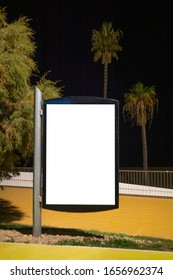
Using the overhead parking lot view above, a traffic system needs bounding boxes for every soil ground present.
[0,229,87,245]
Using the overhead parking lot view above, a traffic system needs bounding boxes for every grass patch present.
[56,236,173,252]
[0,223,173,252]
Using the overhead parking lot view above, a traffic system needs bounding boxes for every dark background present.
[1,0,172,168]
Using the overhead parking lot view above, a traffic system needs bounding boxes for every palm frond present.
[91,22,123,64]
[123,82,158,127]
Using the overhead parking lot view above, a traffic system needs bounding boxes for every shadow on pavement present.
[0,198,25,223]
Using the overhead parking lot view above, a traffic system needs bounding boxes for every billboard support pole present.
[33,86,42,237]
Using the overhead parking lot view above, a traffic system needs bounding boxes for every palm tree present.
[123,82,158,170]
[91,22,122,98]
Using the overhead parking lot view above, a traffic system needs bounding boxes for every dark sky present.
[1,0,172,168]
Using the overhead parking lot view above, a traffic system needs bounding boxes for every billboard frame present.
[43,96,119,212]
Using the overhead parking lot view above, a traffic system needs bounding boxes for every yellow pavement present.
[1,187,173,239]
[1,187,173,260]
[1,243,173,260]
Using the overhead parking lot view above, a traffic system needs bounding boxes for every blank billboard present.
[43,97,118,211]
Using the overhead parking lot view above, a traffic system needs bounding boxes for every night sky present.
[1,0,172,168]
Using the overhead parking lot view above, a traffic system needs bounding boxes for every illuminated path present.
[1,243,173,260]
[1,188,173,240]
[1,187,173,260]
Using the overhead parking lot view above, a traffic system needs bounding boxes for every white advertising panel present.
[43,97,118,211]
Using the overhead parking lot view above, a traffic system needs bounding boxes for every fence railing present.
[119,170,173,189]
[1,168,173,197]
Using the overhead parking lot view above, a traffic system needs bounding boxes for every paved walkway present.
[1,187,173,239]
[1,243,173,260]
[1,187,173,260]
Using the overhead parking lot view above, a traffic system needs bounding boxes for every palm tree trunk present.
[141,124,148,170]
[104,63,108,98]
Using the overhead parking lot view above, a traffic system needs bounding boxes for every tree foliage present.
[123,82,158,169]
[91,22,122,98]
[0,7,62,180]
[123,82,158,126]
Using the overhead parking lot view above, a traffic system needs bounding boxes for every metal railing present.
[0,167,33,188]
[119,170,173,189]
[1,168,173,197]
